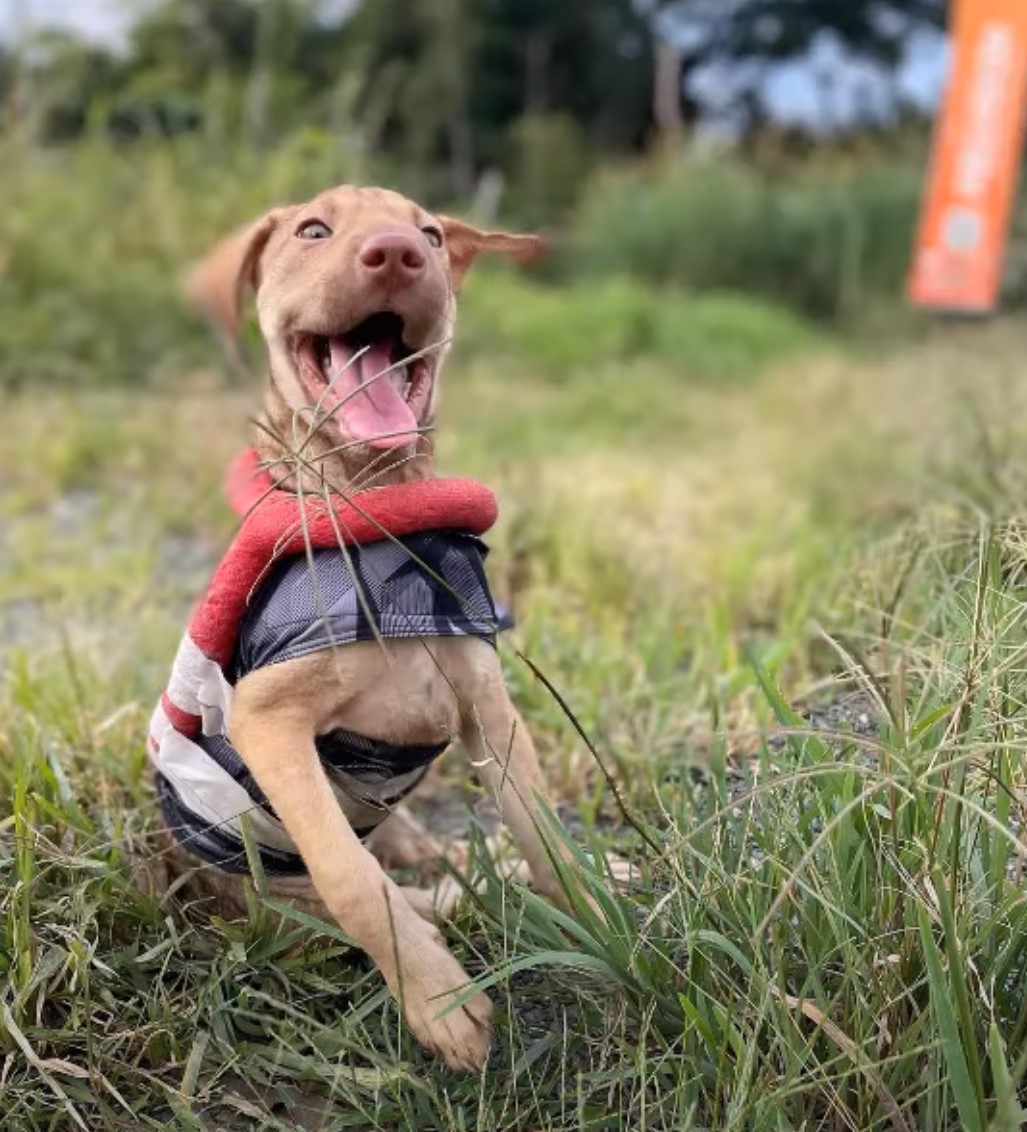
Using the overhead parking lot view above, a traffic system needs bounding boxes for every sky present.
[694,25,948,131]
[0,0,950,130]
[0,0,135,48]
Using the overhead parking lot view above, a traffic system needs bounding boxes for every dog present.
[147,185,611,1073]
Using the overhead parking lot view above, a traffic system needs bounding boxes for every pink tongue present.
[329,338,418,449]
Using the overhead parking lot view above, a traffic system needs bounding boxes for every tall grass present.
[456,272,818,382]
[4,129,1027,1128]
[5,508,1027,1128]
[567,157,926,326]
[474,522,1027,1130]
[0,131,361,388]
[0,133,820,391]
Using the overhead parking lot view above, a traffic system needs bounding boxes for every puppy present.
[149,185,600,1072]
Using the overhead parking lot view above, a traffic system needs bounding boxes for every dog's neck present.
[255,379,435,495]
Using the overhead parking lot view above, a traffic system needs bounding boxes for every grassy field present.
[5,139,1027,1129]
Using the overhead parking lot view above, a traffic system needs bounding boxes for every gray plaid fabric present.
[236,530,504,674]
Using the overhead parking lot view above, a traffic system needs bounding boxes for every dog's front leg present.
[230,667,492,1071]
[456,654,581,904]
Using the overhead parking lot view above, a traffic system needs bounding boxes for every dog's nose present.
[358,231,427,284]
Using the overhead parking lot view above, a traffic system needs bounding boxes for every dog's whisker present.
[306,424,435,465]
[297,337,449,457]
[265,440,497,639]
[350,450,424,492]
[345,430,435,488]
[313,479,469,700]
[297,455,503,633]
[306,343,369,437]
[261,419,435,493]
[314,478,389,656]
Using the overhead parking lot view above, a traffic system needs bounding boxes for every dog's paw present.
[400,875,466,924]
[411,981,493,1073]
[604,852,638,885]
[389,923,493,1072]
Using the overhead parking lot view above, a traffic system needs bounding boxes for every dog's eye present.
[421,226,444,248]
[297,220,332,240]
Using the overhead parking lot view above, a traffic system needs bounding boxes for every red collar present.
[225,447,498,539]
[185,449,498,668]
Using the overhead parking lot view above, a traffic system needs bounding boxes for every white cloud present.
[0,0,358,44]
[0,0,137,47]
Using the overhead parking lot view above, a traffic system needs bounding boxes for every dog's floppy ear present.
[186,209,287,341]
[437,216,546,291]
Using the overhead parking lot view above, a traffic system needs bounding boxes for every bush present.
[0,131,374,388]
[505,113,593,227]
[456,270,819,381]
[568,157,924,325]
[0,134,820,391]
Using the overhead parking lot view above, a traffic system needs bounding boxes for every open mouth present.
[296,311,433,450]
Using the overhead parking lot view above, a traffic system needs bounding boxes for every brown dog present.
[164,185,599,1072]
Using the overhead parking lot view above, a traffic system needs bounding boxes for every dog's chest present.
[321,638,467,746]
[153,525,503,876]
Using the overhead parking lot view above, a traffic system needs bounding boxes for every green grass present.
[5,134,1027,1128]
[0,135,816,392]
[457,272,818,382]
[5,322,1027,1129]
[565,156,927,326]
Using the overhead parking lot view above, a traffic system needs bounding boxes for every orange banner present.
[907,0,1027,313]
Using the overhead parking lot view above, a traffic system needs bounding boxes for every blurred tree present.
[344,0,480,198]
[0,45,10,97]
[0,42,19,131]
[651,0,946,126]
[122,0,292,139]
[472,0,657,159]
[15,31,123,140]
[344,0,661,201]
[724,1,945,67]
[505,112,593,224]
[4,0,943,194]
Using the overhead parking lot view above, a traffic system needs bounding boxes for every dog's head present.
[189,185,542,457]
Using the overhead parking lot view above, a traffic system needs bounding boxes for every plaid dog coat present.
[149,449,507,876]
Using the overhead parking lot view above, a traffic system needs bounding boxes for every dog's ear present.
[436,216,546,291]
[186,209,287,341]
